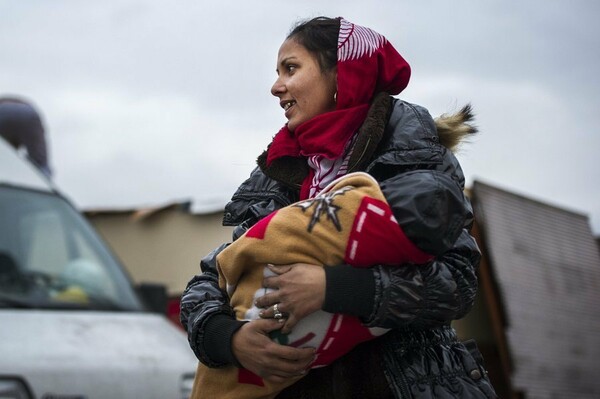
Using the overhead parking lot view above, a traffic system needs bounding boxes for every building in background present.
[85,181,600,398]
[456,180,600,399]
[84,201,233,327]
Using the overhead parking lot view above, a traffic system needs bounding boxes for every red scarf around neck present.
[266,104,369,165]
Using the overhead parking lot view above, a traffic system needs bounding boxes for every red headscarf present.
[266,18,411,194]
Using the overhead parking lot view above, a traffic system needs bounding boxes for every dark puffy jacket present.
[180,95,497,398]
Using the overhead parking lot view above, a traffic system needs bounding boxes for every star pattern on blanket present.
[294,186,353,232]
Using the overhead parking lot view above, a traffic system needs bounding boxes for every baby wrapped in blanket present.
[192,172,434,399]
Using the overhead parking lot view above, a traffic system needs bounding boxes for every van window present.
[0,186,142,311]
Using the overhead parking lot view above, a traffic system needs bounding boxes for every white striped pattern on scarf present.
[337,18,386,62]
[307,133,358,198]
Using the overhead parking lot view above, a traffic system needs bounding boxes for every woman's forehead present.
[278,39,302,56]
[277,39,311,64]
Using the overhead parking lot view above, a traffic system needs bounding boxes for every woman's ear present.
[329,68,338,94]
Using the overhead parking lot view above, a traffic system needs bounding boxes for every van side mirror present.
[136,283,168,314]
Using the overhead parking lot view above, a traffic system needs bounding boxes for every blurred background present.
[2,2,600,398]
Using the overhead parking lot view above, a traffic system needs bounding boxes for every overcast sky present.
[2,1,599,234]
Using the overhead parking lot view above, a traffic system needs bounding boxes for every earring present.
[334,92,337,102]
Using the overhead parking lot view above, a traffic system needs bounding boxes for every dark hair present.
[287,16,340,73]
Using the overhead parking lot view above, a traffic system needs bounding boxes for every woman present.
[181,16,497,398]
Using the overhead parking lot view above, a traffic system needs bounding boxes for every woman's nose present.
[271,77,284,97]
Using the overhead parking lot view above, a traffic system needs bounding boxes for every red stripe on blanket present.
[312,314,375,367]
[344,197,433,266]
[238,368,265,386]
[246,210,279,240]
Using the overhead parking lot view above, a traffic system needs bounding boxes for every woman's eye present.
[287,64,296,73]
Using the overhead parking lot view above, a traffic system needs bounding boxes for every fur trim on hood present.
[434,104,477,153]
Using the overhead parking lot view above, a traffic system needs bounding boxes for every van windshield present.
[0,186,142,311]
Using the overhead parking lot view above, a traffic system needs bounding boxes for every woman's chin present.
[287,122,298,133]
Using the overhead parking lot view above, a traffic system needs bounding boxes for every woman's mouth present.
[281,100,296,112]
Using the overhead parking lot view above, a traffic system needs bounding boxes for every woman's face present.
[271,38,337,133]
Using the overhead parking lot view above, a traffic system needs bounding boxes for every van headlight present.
[0,379,33,399]
[180,373,195,399]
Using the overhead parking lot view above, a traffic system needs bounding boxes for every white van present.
[0,140,197,399]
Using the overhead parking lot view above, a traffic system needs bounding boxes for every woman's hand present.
[231,319,315,383]
[255,263,326,334]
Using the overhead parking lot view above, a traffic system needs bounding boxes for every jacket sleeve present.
[365,227,480,328]
[323,197,480,329]
[323,152,481,328]
[179,243,247,367]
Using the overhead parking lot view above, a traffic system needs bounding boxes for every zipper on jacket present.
[383,345,411,399]
[397,372,410,399]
